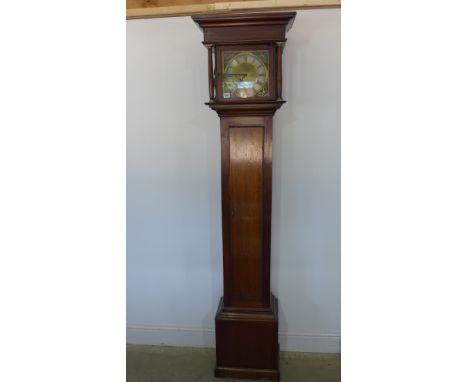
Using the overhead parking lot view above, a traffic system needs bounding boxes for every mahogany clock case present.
[192,12,296,381]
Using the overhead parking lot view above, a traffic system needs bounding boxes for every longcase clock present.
[193,12,296,380]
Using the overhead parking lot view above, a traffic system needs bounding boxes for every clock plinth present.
[215,294,279,380]
[193,12,296,380]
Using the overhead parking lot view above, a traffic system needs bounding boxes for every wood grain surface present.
[229,126,264,307]
[127,0,340,19]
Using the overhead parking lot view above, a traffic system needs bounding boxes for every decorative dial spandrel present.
[222,51,269,99]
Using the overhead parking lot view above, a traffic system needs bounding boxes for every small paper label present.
[223,93,231,99]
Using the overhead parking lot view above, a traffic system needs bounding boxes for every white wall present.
[127,9,340,353]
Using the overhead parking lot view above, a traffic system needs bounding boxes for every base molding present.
[215,293,280,380]
[215,365,280,380]
[126,325,340,353]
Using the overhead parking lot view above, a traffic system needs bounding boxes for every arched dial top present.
[222,51,269,99]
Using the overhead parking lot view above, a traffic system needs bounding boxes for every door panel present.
[229,126,264,306]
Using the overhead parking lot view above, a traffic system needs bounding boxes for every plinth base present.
[215,366,280,380]
[214,294,280,380]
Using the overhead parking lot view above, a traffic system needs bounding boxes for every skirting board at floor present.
[127,324,340,353]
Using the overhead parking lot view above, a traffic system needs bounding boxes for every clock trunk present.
[221,116,273,309]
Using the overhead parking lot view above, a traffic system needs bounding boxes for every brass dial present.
[222,51,269,99]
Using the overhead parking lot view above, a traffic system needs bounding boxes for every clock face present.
[222,51,269,99]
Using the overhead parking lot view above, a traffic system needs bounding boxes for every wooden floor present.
[127,344,340,382]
